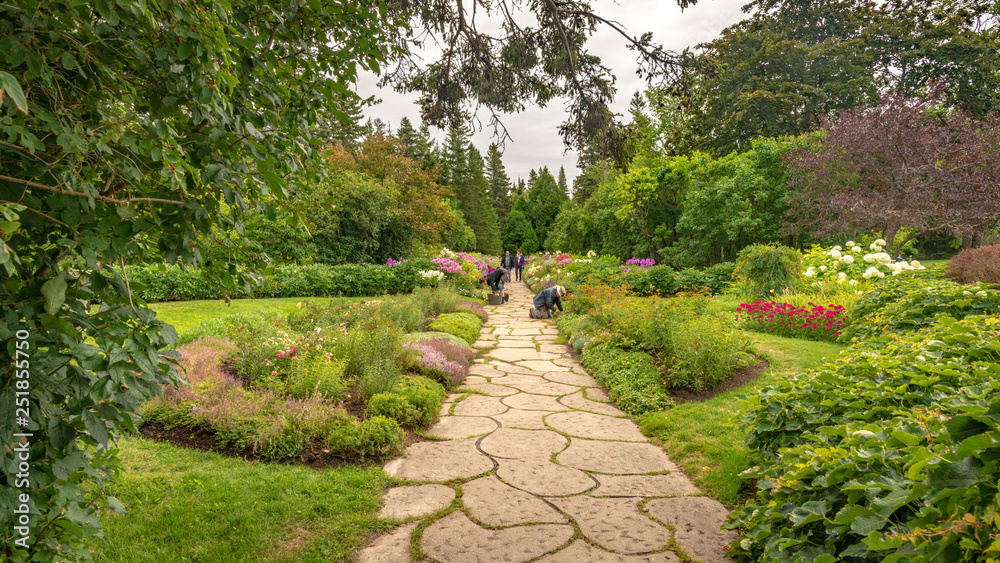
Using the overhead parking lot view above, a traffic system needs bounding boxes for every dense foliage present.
[728,314,1000,561]
[946,245,1000,285]
[733,244,803,298]
[785,92,1000,255]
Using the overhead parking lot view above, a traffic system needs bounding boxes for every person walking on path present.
[530,285,565,318]
[501,250,516,272]
[514,249,525,281]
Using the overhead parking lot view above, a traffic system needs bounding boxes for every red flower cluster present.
[735,301,847,341]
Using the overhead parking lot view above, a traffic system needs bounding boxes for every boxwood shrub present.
[427,312,483,345]
[580,340,675,415]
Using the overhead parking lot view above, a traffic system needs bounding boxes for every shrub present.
[401,338,475,387]
[285,356,349,400]
[735,301,848,341]
[733,244,803,298]
[456,299,489,322]
[626,265,677,296]
[402,330,471,349]
[337,325,403,401]
[325,415,404,460]
[367,375,446,428]
[946,244,1000,285]
[729,315,1000,562]
[799,239,926,289]
[839,276,1000,343]
[427,311,483,345]
[580,341,674,415]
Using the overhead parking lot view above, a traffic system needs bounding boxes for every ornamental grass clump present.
[733,244,803,298]
[735,301,847,341]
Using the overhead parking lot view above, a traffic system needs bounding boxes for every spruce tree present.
[486,143,513,227]
[467,146,502,254]
[525,167,563,247]
[502,197,540,255]
[557,165,569,199]
[312,92,367,148]
[396,116,418,158]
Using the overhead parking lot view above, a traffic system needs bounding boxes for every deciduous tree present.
[786,92,1000,255]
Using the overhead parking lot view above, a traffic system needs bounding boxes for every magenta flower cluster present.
[621,257,655,272]
[735,301,847,340]
[456,252,489,273]
[431,257,464,275]
[555,253,572,266]
[386,257,403,267]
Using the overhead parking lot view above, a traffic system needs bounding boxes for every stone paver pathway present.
[358,282,736,562]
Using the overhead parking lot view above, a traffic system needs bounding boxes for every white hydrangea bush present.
[801,239,925,287]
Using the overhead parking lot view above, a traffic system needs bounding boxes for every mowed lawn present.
[149,296,358,338]
[91,438,392,563]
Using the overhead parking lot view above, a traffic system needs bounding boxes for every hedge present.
[126,261,438,302]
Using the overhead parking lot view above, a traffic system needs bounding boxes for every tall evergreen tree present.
[515,178,526,196]
[557,165,569,199]
[312,92,367,148]
[525,167,563,247]
[528,168,538,188]
[440,124,468,190]
[502,197,540,255]
[486,143,513,227]
[467,146,502,254]
[396,116,418,158]
[413,122,436,168]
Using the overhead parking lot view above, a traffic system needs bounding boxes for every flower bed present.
[735,301,847,341]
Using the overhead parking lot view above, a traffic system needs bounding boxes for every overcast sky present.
[356,0,749,185]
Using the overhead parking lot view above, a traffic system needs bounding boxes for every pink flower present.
[271,371,278,376]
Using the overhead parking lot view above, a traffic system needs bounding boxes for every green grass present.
[640,332,845,507]
[150,297,352,338]
[91,437,391,563]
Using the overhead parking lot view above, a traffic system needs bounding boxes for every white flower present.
[842,255,855,265]
[875,238,886,246]
[849,279,858,286]
[852,246,863,253]
[830,249,842,259]
[864,254,875,263]
[820,265,827,272]
[910,260,922,268]
[838,272,847,280]
[833,245,843,252]
[975,290,988,298]
[863,266,879,279]
[878,272,885,278]
[964,290,973,296]
[804,267,815,277]
[870,242,881,251]
[587,250,597,258]
[874,252,892,265]
[846,241,855,247]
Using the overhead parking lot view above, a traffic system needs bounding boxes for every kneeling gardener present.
[481,268,510,303]
[530,285,565,319]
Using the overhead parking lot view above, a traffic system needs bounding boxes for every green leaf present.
[178,41,193,61]
[81,410,110,447]
[789,501,827,527]
[891,429,922,446]
[0,71,29,114]
[95,0,120,26]
[49,418,76,450]
[106,496,127,514]
[62,51,79,70]
[41,276,68,314]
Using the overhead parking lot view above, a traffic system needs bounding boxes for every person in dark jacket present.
[481,268,510,302]
[530,285,565,318]
[501,250,516,271]
[514,249,525,281]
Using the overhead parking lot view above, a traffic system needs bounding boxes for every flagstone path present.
[357,282,736,562]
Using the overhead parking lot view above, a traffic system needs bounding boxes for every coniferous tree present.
[525,166,563,247]
[312,92,367,149]
[515,178,526,196]
[396,116,418,158]
[413,122,436,168]
[486,143,513,227]
[468,145,502,254]
[502,197,540,255]
[557,165,569,199]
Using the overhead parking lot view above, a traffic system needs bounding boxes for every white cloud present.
[356,0,748,184]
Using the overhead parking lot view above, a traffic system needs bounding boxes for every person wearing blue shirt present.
[530,285,565,318]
